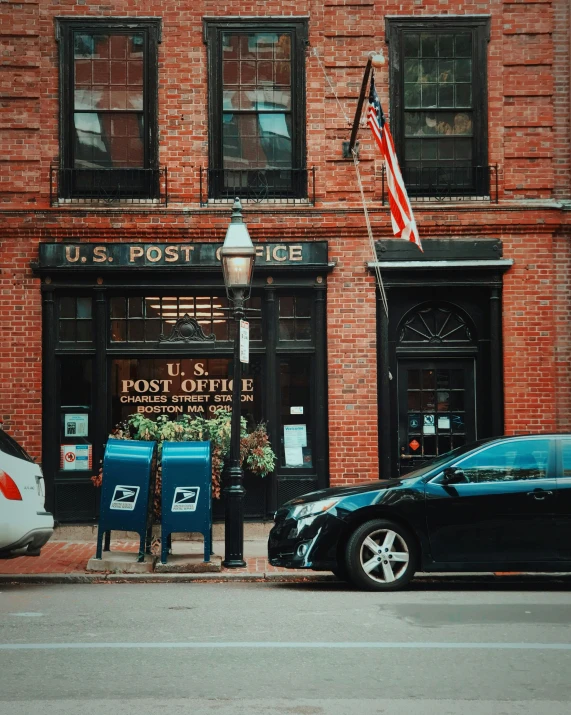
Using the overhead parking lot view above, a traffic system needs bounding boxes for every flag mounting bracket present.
[346,51,385,156]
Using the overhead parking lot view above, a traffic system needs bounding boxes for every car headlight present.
[290,498,341,520]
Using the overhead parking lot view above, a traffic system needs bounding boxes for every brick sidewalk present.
[0,541,307,576]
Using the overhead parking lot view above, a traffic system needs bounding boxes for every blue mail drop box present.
[160,441,212,564]
[96,439,157,562]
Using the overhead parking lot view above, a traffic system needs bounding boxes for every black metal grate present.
[50,166,168,205]
[200,167,315,205]
[277,478,318,507]
[381,164,498,202]
[55,481,98,523]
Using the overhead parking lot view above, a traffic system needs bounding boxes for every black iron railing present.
[200,167,315,206]
[50,166,168,206]
[382,164,498,204]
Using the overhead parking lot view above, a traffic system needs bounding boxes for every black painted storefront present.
[35,241,331,523]
[374,238,513,480]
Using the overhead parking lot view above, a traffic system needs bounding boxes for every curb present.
[1,572,570,586]
[0,571,338,585]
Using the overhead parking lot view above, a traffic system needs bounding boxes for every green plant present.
[91,409,276,517]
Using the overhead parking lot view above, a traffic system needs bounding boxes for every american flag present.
[367,74,422,251]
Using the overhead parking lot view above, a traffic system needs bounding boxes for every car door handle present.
[527,489,553,501]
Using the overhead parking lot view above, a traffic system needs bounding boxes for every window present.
[58,296,93,344]
[0,430,34,463]
[109,294,262,344]
[279,356,313,469]
[386,16,490,197]
[56,18,161,199]
[204,18,308,200]
[454,439,551,483]
[278,295,312,341]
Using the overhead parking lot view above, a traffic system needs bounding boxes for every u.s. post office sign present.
[38,242,328,270]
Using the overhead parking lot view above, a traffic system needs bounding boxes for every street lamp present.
[221,197,256,568]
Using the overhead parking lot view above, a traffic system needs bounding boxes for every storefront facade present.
[36,241,330,521]
[1,2,569,525]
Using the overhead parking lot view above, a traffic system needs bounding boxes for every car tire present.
[345,519,417,592]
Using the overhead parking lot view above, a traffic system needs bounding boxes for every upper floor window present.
[56,18,161,201]
[204,18,308,201]
[386,17,490,198]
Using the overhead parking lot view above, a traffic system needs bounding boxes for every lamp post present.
[220,197,256,568]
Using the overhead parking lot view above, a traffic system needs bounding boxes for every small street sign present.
[240,320,249,363]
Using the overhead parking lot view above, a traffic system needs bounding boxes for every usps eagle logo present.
[172,487,200,512]
[110,485,140,511]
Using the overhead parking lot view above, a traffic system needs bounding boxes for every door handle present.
[527,489,553,501]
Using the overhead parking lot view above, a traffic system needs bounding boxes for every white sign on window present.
[284,424,307,448]
[239,320,249,363]
[64,413,88,437]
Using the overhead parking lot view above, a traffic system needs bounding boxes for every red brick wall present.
[1,1,570,486]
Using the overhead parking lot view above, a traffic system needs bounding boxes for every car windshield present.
[402,439,494,480]
[0,429,34,463]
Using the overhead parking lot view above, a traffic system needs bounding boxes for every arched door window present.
[398,305,473,346]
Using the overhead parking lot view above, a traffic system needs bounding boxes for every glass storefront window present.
[279,356,312,469]
[278,294,312,342]
[109,294,262,343]
[110,357,261,429]
[58,296,93,344]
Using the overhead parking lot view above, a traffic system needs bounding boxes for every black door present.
[398,359,476,476]
[425,437,558,564]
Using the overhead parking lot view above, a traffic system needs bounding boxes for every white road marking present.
[0,641,570,651]
[8,612,44,617]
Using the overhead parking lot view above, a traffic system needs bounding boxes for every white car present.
[0,428,53,557]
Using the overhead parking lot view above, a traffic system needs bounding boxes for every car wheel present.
[345,519,417,592]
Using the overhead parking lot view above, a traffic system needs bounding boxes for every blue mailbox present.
[96,439,157,562]
[160,441,212,564]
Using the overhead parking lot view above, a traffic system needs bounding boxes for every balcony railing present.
[382,164,498,204]
[200,167,315,206]
[50,166,168,206]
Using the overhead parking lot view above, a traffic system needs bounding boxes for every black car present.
[268,434,571,591]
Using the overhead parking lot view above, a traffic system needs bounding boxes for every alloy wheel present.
[358,528,410,584]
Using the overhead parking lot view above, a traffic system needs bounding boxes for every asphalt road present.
[1,579,571,714]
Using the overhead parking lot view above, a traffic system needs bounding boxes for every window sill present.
[56,198,163,206]
[203,198,313,207]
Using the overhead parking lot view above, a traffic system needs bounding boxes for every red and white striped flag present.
[367,74,422,251]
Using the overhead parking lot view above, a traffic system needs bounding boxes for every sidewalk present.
[0,538,335,583]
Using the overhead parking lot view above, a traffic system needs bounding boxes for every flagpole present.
[347,58,372,154]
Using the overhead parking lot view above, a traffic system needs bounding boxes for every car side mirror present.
[442,467,468,485]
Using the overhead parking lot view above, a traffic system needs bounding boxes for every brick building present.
[1,1,569,523]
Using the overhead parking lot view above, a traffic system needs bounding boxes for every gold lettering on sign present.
[164,246,179,262]
[146,246,162,263]
[272,246,288,262]
[65,246,80,263]
[167,363,180,377]
[130,246,144,262]
[93,246,108,263]
[289,245,303,261]
[180,246,194,262]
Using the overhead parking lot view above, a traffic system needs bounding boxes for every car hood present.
[284,478,414,506]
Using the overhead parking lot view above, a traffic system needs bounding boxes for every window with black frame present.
[386,17,490,197]
[204,18,308,201]
[57,18,161,201]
